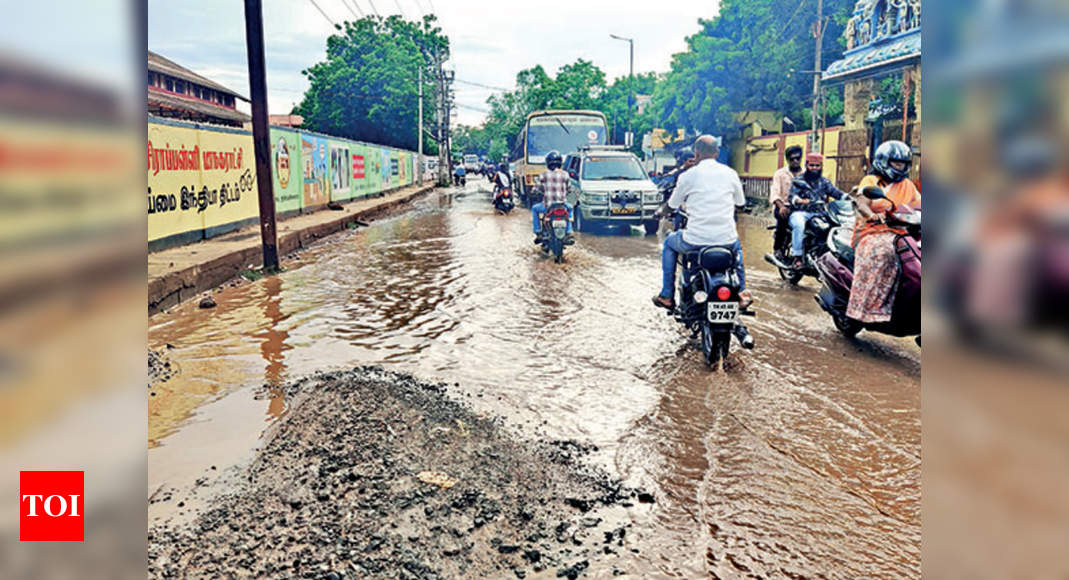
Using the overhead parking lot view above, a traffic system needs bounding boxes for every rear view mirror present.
[861,185,886,200]
[568,171,577,180]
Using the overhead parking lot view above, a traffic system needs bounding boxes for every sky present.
[148,0,724,126]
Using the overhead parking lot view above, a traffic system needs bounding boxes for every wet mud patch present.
[148,367,645,579]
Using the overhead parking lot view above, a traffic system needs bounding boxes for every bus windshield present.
[526,114,607,163]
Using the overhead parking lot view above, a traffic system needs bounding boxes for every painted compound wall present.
[149,118,424,247]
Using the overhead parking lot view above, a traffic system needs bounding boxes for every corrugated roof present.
[148,88,251,124]
[148,50,248,101]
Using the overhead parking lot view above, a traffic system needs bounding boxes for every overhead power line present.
[339,0,363,18]
[307,0,337,27]
[365,0,381,16]
[454,78,510,92]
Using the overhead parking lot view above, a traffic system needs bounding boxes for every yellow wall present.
[732,128,843,185]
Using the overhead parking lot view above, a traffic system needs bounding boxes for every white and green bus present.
[511,110,608,206]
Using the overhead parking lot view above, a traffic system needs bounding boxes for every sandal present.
[651,295,675,311]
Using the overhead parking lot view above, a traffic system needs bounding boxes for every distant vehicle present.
[463,154,480,172]
[512,110,608,207]
[564,146,661,235]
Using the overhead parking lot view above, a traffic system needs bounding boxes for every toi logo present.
[19,471,84,542]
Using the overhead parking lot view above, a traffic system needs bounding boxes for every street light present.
[609,34,633,147]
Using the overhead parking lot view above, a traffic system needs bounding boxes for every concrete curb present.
[148,184,437,316]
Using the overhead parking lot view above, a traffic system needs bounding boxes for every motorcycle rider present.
[453,164,466,186]
[847,140,922,324]
[658,146,696,194]
[652,135,752,310]
[531,150,575,245]
[787,153,847,269]
[769,145,805,259]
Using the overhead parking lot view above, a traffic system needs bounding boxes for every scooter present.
[764,179,855,285]
[664,209,755,369]
[813,186,921,341]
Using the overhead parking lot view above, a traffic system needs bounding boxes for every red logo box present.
[19,471,84,541]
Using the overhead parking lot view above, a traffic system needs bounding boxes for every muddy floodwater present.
[149,179,920,578]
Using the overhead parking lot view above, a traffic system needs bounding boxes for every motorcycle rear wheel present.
[700,324,730,368]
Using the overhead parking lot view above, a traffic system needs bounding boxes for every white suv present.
[563,146,661,235]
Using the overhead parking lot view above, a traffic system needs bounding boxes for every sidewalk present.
[148,182,437,315]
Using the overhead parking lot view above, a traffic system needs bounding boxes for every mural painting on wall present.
[271,129,302,213]
[148,122,258,242]
[380,150,391,188]
[302,134,329,207]
[330,142,352,201]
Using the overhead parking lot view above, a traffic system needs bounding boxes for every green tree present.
[651,0,854,136]
[294,14,448,153]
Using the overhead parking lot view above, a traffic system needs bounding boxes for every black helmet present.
[544,150,562,170]
[872,140,912,183]
[674,146,694,165]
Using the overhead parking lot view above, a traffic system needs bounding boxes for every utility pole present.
[609,34,634,147]
[810,0,824,153]
[243,0,279,271]
[417,63,423,183]
[435,49,448,186]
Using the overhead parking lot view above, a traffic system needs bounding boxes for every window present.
[148,72,154,86]
[175,81,185,94]
[165,78,173,92]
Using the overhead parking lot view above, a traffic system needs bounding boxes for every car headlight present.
[643,191,660,202]
[583,193,608,204]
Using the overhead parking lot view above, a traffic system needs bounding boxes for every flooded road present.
[149,177,920,577]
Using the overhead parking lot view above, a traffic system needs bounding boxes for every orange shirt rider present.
[852,173,921,246]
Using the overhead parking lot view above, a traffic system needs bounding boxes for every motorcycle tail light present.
[716,286,731,301]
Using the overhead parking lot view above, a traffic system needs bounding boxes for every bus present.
[462,154,480,172]
[511,110,608,205]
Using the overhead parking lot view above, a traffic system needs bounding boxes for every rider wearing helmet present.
[531,150,575,245]
[846,140,922,324]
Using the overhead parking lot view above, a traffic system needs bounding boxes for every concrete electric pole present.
[810,0,824,153]
[243,0,279,271]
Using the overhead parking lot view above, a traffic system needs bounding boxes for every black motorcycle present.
[493,187,515,215]
[764,179,855,284]
[538,203,571,263]
[664,209,755,369]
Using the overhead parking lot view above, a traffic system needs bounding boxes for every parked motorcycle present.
[813,186,921,341]
[764,179,855,284]
[538,203,572,263]
[493,187,515,215]
[664,208,755,369]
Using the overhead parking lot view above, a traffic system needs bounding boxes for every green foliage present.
[293,15,447,153]
[650,0,855,135]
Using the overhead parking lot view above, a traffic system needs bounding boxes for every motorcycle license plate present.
[551,220,566,228]
[707,302,738,323]
[611,207,637,215]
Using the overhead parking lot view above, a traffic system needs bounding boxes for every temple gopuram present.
[822,0,921,185]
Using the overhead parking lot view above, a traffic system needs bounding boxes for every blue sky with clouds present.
[148,0,723,126]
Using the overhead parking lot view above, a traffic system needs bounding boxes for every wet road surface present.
[149,177,920,577]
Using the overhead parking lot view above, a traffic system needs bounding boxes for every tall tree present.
[294,14,448,152]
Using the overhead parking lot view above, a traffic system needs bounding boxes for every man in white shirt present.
[652,135,752,310]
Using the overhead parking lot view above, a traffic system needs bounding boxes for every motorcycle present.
[813,186,921,341]
[764,179,855,285]
[664,208,755,369]
[453,173,467,187]
[493,187,515,215]
[538,203,572,263]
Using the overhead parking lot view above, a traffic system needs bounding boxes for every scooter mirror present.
[861,186,886,200]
